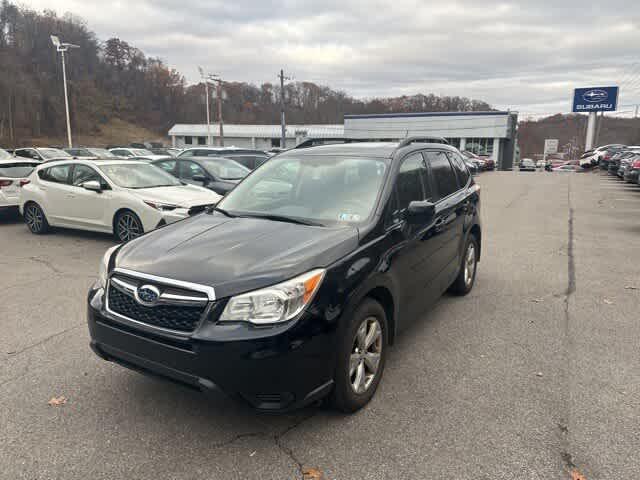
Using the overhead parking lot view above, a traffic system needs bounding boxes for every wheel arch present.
[364,286,396,345]
[112,207,142,235]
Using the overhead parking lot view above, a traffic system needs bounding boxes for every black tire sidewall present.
[114,210,143,242]
[331,298,388,413]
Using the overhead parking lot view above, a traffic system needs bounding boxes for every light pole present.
[198,67,212,146]
[199,68,224,146]
[50,35,79,148]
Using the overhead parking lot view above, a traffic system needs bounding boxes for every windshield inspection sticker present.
[339,213,361,222]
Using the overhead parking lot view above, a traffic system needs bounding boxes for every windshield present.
[132,149,154,156]
[201,158,250,180]
[98,163,182,189]
[0,148,11,160]
[0,162,37,178]
[39,148,72,159]
[218,155,387,225]
[87,148,115,157]
[67,148,92,157]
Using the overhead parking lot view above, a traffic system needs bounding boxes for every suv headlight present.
[96,245,120,289]
[219,269,325,325]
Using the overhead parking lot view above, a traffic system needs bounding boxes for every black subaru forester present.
[88,139,482,413]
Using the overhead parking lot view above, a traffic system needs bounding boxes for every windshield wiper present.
[209,206,235,217]
[236,213,323,227]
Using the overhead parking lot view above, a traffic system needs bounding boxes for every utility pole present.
[278,69,291,148]
[199,68,223,146]
[51,35,79,148]
[585,112,597,150]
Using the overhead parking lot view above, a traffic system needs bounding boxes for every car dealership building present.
[344,111,518,170]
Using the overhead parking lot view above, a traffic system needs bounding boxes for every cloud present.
[24,0,640,113]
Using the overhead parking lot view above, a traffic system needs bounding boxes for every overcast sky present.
[28,0,640,116]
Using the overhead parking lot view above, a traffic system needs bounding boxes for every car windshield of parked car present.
[87,148,114,157]
[40,148,72,159]
[201,158,250,180]
[218,155,387,225]
[132,148,154,156]
[0,148,12,159]
[98,163,182,189]
[0,162,37,177]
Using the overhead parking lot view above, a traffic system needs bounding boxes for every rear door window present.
[447,152,470,186]
[424,151,460,200]
[0,163,37,178]
[39,164,72,184]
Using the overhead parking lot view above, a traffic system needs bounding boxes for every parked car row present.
[604,147,640,184]
[461,150,495,172]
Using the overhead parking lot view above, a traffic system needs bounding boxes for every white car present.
[19,160,221,241]
[0,159,40,211]
[108,147,169,161]
[519,158,536,171]
[14,147,73,162]
[536,160,545,168]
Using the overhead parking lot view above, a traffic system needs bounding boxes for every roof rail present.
[396,136,449,149]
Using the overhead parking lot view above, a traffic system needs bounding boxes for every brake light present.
[19,179,30,187]
[0,180,12,187]
[604,154,611,160]
[633,160,640,169]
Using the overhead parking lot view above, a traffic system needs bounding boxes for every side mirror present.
[83,180,102,192]
[192,174,208,184]
[407,200,435,224]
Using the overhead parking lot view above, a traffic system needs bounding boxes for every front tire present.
[114,210,144,242]
[449,235,479,295]
[331,298,388,413]
[24,202,50,234]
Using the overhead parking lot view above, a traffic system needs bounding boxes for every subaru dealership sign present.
[572,86,619,112]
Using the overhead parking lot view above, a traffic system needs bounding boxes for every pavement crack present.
[28,256,63,274]
[209,431,267,449]
[274,411,318,475]
[2,323,84,360]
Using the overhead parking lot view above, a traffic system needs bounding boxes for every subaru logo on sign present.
[135,284,160,306]
[583,89,608,103]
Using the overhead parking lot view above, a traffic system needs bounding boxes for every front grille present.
[188,204,211,216]
[107,285,205,332]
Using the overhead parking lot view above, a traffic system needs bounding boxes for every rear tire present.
[24,202,49,234]
[330,298,388,413]
[114,210,144,242]
[449,235,479,295]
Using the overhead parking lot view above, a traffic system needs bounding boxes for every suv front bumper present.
[87,287,336,412]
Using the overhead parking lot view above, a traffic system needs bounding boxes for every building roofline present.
[344,111,513,120]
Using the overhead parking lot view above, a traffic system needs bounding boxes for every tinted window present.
[71,165,103,186]
[425,151,459,200]
[180,161,207,180]
[40,164,72,184]
[184,136,193,145]
[396,153,428,211]
[15,150,35,159]
[447,152,470,186]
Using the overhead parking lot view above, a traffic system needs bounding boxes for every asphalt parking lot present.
[1,170,639,480]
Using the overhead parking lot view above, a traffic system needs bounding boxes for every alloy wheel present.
[350,316,383,394]
[117,213,142,242]
[464,243,476,287]
[25,205,43,233]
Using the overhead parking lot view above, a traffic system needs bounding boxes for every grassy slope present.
[24,118,168,148]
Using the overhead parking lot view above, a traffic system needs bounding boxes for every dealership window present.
[465,138,493,156]
[271,138,281,148]
[197,136,206,145]
[184,136,193,145]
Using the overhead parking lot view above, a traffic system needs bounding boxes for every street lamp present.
[51,35,79,148]
[198,67,224,146]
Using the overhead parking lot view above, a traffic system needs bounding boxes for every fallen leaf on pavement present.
[603,298,613,305]
[571,468,586,480]
[535,372,543,377]
[302,467,323,480]
[48,396,67,406]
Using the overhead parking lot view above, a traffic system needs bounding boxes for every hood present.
[115,212,359,298]
[132,185,221,207]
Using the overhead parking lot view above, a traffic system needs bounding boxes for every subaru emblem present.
[135,284,160,306]
[582,89,608,103]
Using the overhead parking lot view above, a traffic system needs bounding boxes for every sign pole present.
[585,112,597,150]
